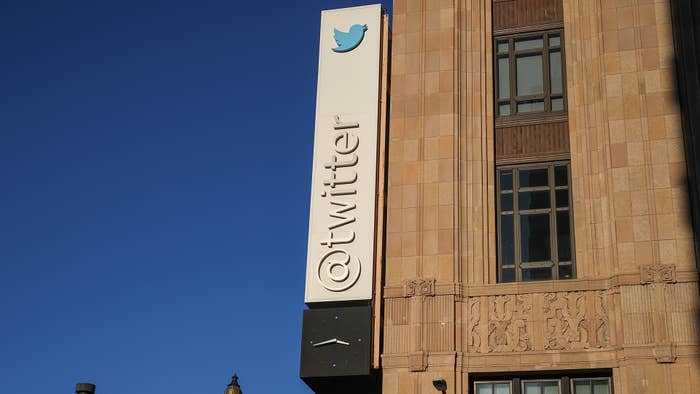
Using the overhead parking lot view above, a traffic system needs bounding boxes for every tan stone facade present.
[380,0,700,393]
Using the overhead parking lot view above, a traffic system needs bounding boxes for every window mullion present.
[543,32,551,113]
[510,38,516,115]
[549,165,559,279]
[567,162,576,279]
[514,167,522,282]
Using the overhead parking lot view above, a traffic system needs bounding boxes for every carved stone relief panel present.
[488,295,533,352]
[465,290,611,354]
[594,291,611,348]
[467,298,481,353]
[544,292,588,350]
[404,278,435,297]
[640,264,677,284]
[543,291,611,350]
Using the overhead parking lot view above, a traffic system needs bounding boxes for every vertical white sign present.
[305,4,381,303]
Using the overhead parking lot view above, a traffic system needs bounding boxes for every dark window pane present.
[522,267,553,281]
[500,170,513,190]
[515,37,543,51]
[516,54,544,96]
[497,40,509,53]
[549,34,561,47]
[519,168,549,187]
[554,166,568,186]
[519,190,550,210]
[550,50,563,95]
[555,189,569,207]
[499,103,511,116]
[501,193,514,211]
[498,57,510,99]
[559,264,573,279]
[501,267,515,283]
[556,211,572,261]
[517,100,545,113]
[520,214,551,262]
[501,215,514,265]
[552,97,564,111]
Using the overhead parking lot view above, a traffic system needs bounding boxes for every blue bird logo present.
[332,24,368,53]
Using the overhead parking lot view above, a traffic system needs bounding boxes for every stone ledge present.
[382,270,699,299]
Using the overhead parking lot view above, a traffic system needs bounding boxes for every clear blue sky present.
[0,1,390,393]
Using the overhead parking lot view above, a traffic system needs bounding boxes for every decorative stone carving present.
[544,292,589,350]
[594,291,611,348]
[640,264,676,284]
[654,342,677,363]
[408,351,427,371]
[404,278,435,297]
[487,295,532,352]
[467,298,481,352]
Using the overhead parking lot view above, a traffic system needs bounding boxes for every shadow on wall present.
[668,0,700,272]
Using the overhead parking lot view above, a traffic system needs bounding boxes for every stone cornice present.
[383,268,699,299]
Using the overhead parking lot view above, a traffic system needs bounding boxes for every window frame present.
[570,377,613,394]
[472,375,613,394]
[494,29,568,118]
[497,161,576,283]
[522,379,561,394]
[474,380,512,394]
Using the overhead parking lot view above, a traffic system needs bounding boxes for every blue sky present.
[0,1,390,393]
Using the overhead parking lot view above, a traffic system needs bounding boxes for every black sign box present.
[300,305,371,378]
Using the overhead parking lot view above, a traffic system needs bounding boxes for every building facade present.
[380,0,699,392]
[301,1,700,393]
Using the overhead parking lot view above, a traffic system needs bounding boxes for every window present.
[497,162,574,282]
[475,381,511,394]
[473,375,611,394]
[495,30,566,117]
[523,380,560,394]
[571,378,612,394]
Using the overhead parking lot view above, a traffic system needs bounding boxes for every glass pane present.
[516,54,544,96]
[499,103,512,116]
[501,267,515,283]
[501,214,514,265]
[498,57,511,99]
[515,37,544,51]
[518,100,545,113]
[522,266,553,281]
[520,214,551,262]
[552,98,564,111]
[592,381,610,394]
[524,382,540,394]
[556,211,571,261]
[549,34,561,47]
[500,170,513,190]
[555,166,568,186]
[519,168,549,187]
[550,50,563,95]
[543,381,559,394]
[555,189,569,207]
[497,40,509,53]
[519,190,550,210]
[501,193,514,211]
[477,383,493,394]
[573,381,591,394]
[495,383,511,394]
[559,263,573,279]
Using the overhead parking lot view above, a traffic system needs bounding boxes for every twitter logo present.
[332,24,368,53]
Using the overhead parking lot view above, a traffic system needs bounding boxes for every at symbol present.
[316,249,361,292]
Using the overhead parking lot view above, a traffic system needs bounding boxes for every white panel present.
[305,4,381,303]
